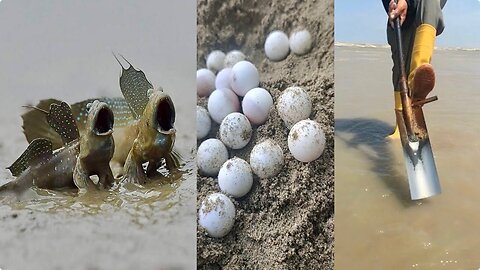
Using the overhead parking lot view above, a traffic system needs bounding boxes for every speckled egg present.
[207,88,240,124]
[288,120,326,162]
[197,68,216,97]
[249,139,284,179]
[197,138,229,176]
[224,50,246,68]
[264,30,290,61]
[196,106,211,140]
[215,68,232,90]
[218,157,253,198]
[206,50,225,72]
[277,86,312,129]
[242,87,273,125]
[289,29,313,55]
[219,112,252,149]
[231,61,259,97]
[199,193,236,238]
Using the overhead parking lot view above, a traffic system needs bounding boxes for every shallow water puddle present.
[1,158,194,226]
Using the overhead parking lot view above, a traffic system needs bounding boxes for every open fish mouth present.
[93,104,114,136]
[154,95,175,134]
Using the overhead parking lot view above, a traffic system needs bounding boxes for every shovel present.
[393,15,441,200]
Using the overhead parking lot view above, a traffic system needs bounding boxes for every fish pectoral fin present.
[7,138,53,177]
[47,102,80,145]
[122,150,147,184]
[116,55,153,119]
[22,99,64,149]
[166,150,183,170]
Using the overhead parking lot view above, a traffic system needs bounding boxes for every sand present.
[0,1,196,269]
[197,0,334,269]
[335,45,480,269]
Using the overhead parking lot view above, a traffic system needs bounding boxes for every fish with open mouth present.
[21,56,179,184]
[0,100,115,197]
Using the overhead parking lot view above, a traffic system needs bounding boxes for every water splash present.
[1,157,194,226]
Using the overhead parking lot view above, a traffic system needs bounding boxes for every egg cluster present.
[264,29,313,61]
[197,44,325,238]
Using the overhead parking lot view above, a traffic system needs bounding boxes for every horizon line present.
[335,42,480,52]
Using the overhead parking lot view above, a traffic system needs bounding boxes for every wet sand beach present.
[335,44,480,269]
[0,1,196,269]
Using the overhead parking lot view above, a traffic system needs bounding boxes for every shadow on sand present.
[336,117,420,208]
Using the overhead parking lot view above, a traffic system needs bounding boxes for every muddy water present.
[0,1,196,269]
[335,45,480,269]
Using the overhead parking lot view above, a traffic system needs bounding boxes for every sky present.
[335,0,480,48]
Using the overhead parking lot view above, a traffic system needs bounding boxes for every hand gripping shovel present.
[393,15,441,200]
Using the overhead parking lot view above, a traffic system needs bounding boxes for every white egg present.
[206,50,225,72]
[197,68,216,97]
[196,106,211,140]
[197,139,229,176]
[218,157,253,198]
[207,88,240,124]
[242,87,273,125]
[289,29,313,55]
[249,139,284,178]
[288,120,326,162]
[199,193,236,238]
[277,86,312,129]
[215,68,232,89]
[224,50,246,68]
[219,112,252,149]
[231,61,259,97]
[264,30,290,61]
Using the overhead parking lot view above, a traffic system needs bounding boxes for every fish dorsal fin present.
[7,138,53,177]
[46,102,79,144]
[22,99,65,150]
[114,54,153,119]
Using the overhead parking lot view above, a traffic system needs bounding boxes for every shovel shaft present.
[393,14,417,140]
[394,19,408,85]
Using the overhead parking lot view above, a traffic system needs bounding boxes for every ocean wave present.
[335,42,480,52]
[335,42,390,49]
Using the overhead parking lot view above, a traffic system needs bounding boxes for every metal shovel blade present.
[396,110,441,200]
